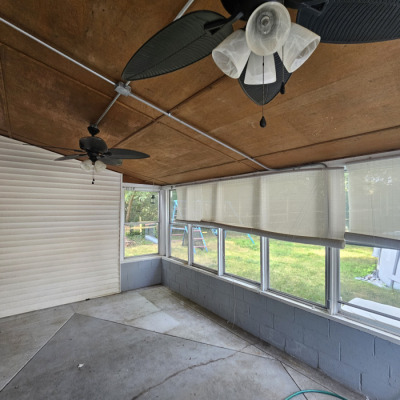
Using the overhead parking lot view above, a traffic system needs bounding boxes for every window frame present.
[166,186,400,336]
[121,184,161,260]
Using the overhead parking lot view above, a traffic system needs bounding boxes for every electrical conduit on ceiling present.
[0,16,273,172]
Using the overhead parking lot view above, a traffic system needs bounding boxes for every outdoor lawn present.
[130,226,400,309]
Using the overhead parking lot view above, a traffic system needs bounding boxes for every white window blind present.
[176,168,345,248]
[0,136,121,318]
[346,157,400,249]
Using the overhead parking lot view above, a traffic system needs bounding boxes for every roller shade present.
[176,168,345,248]
[0,136,121,318]
[346,157,400,249]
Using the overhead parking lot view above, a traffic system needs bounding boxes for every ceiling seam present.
[0,17,273,172]
[253,124,400,161]
[156,160,257,180]
[0,41,158,124]
[0,46,13,138]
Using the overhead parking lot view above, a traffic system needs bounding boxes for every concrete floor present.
[0,286,365,400]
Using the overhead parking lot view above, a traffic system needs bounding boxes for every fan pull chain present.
[280,48,286,95]
[92,167,95,184]
[260,56,266,128]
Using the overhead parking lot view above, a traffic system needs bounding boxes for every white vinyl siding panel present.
[0,136,121,318]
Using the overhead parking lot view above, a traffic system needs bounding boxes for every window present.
[224,230,260,283]
[269,239,326,306]
[170,223,189,262]
[192,226,218,271]
[340,244,400,328]
[124,189,159,257]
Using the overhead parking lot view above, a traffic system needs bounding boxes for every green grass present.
[131,228,400,309]
[340,245,400,307]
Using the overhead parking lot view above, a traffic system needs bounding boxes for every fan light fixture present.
[81,159,93,172]
[80,159,106,173]
[279,23,320,73]
[246,2,291,56]
[212,29,250,79]
[212,1,320,86]
[244,52,276,85]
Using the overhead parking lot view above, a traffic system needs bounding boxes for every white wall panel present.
[0,136,121,318]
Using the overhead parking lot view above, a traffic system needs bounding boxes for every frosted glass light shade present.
[212,29,251,79]
[94,160,107,173]
[81,159,93,172]
[244,53,276,85]
[246,2,291,56]
[281,23,320,73]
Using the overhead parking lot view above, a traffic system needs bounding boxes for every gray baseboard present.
[121,257,162,291]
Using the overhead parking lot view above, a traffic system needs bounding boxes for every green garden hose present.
[284,389,349,400]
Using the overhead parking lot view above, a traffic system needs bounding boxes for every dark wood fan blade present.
[54,154,87,161]
[122,11,233,81]
[99,156,122,166]
[238,53,291,106]
[107,148,150,159]
[296,0,400,43]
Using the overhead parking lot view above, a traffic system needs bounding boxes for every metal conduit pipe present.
[174,0,196,20]
[0,18,115,86]
[0,16,273,171]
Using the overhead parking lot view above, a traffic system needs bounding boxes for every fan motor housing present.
[221,0,284,20]
[79,136,108,154]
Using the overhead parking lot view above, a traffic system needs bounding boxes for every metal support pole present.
[218,228,225,276]
[188,224,193,266]
[261,237,269,291]
[327,247,341,314]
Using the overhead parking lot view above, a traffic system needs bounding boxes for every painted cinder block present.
[294,308,329,337]
[361,370,400,400]
[285,338,318,369]
[233,285,245,300]
[230,297,249,316]
[375,337,400,370]
[235,310,260,337]
[260,322,285,350]
[267,298,295,321]
[249,303,273,328]
[319,351,361,392]
[243,289,266,309]
[303,329,340,360]
[213,278,234,296]
[329,323,375,370]
[274,314,304,343]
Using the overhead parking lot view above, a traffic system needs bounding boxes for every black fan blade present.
[122,11,233,81]
[238,53,292,106]
[107,148,150,159]
[296,0,400,43]
[99,156,122,166]
[54,154,87,161]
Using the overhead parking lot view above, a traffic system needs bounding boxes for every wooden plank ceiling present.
[0,0,399,185]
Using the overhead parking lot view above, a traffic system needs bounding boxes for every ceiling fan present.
[121,0,399,125]
[40,124,149,177]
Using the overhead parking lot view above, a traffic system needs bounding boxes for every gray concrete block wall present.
[121,257,162,291]
[162,258,400,400]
